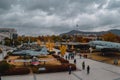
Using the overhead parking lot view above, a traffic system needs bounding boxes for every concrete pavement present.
[70,57,120,80]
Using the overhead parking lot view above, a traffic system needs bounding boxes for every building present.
[60,42,90,53]
[0,28,17,41]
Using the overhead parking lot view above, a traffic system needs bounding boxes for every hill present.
[60,29,120,36]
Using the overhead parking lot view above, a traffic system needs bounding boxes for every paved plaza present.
[2,56,120,80]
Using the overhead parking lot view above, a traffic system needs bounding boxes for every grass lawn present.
[88,52,120,66]
[7,55,61,67]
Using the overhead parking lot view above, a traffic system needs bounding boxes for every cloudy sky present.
[0,0,120,36]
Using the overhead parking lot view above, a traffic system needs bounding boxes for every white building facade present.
[0,28,17,41]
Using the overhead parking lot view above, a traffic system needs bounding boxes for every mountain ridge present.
[60,29,120,36]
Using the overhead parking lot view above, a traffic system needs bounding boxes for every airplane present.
[88,40,120,54]
[13,47,49,56]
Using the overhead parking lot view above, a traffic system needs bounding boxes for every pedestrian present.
[65,55,68,60]
[74,59,76,64]
[82,61,85,70]
[73,54,75,59]
[68,55,70,60]
[87,65,90,74]
[71,55,73,59]
[68,65,72,75]
[72,55,73,59]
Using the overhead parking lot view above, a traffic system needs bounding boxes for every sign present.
[31,61,39,66]
[38,67,46,71]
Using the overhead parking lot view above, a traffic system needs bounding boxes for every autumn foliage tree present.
[102,32,120,42]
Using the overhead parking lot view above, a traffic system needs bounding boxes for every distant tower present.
[76,24,79,30]
[75,24,79,36]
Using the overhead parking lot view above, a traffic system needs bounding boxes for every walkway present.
[69,56,120,80]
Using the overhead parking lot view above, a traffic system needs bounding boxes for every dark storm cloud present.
[0,0,120,35]
[0,0,14,10]
[106,0,120,9]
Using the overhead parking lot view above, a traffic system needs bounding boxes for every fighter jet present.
[88,40,120,53]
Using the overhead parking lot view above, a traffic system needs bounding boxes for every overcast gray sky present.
[0,0,120,36]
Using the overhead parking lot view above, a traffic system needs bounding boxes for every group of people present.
[82,61,90,74]
[65,54,75,60]
[66,52,90,75]
[79,54,88,59]
[68,60,90,75]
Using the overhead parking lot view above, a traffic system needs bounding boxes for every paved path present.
[2,72,79,80]
[2,56,120,80]
[69,56,120,80]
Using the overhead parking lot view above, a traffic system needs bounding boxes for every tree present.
[76,36,83,42]
[60,45,67,57]
[4,37,12,46]
[102,32,119,42]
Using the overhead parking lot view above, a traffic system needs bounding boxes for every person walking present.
[65,55,68,60]
[87,65,90,74]
[68,65,72,75]
[68,55,70,60]
[82,61,85,70]
[74,59,76,64]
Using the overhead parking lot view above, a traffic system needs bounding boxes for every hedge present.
[32,63,76,73]
[52,55,69,63]
[32,55,76,73]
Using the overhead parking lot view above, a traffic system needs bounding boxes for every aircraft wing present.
[95,45,119,52]
[95,45,111,51]
[96,45,108,49]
